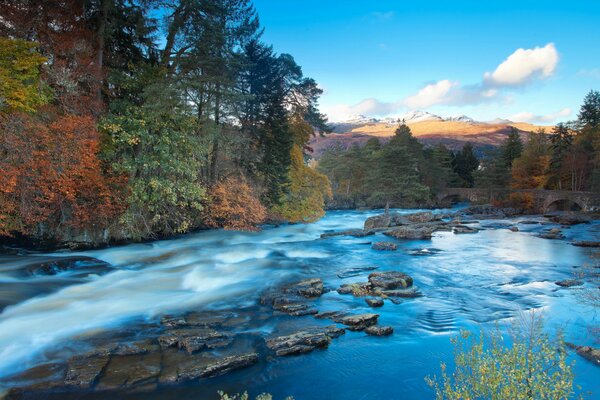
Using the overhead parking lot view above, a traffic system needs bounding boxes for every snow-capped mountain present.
[445,115,475,123]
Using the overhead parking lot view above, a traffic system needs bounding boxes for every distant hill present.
[310,112,552,158]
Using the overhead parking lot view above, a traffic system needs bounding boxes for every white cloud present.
[484,43,559,86]
[508,107,571,124]
[404,80,457,108]
[324,43,561,121]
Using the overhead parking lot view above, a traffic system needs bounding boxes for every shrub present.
[426,313,577,400]
[218,391,293,400]
[205,176,267,231]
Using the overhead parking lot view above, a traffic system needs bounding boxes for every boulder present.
[371,241,398,251]
[365,298,384,307]
[365,325,393,336]
[555,279,584,287]
[339,313,379,331]
[403,212,436,224]
[368,271,413,289]
[288,278,324,298]
[509,226,519,232]
[364,214,393,230]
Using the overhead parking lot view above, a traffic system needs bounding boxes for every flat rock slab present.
[383,226,435,240]
[452,225,479,234]
[64,354,110,388]
[371,242,398,251]
[266,326,344,356]
[160,352,259,383]
[290,278,324,298]
[365,325,394,336]
[158,328,231,354]
[96,352,161,391]
[273,303,318,316]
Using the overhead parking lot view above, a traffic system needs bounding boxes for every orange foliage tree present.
[0,111,126,238]
[204,176,266,231]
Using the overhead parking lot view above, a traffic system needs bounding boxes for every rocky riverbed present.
[1,206,599,399]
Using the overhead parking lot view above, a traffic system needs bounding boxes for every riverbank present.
[1,207,599,399]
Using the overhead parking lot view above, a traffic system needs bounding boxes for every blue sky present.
[253,0,600,123]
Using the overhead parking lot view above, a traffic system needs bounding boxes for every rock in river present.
[555,279,584,287]
[368,271,413,290]
[266,326,345,356]
[566,343,600,366]
[383,226,436,240]
[339,314,379,331]
[365,325,393,336]
[371,242,398,251]
[365,298,384,307]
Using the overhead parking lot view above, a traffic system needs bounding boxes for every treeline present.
[477,90,600,195]
[318,90,600,209]
[0,0,331,244]
[317,124,479,208]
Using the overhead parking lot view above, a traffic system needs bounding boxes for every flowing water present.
[0,209,599,399]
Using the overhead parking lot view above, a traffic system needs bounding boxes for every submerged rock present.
[406,248,442,256]
[549,213,590,226]
[572,241,600,247]
[566,343,600,366]
[365,325,393,336]
[371,241,398,251]
[337,266,378,279]
[452,225,479,234]
[555,279,584,287]
[539,228,565,240]
[266,326,344,356]
[321,229,374,238]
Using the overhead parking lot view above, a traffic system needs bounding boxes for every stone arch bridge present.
[436,188,600,213]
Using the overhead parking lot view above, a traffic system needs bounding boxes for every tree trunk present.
[210,82,221,183]
[95,0,110,106]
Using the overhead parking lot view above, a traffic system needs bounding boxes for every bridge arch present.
[544,198,584,213]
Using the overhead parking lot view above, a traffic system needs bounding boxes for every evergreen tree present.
[452,143,479,188]
[501,128,524,168]
[548,123,573,190]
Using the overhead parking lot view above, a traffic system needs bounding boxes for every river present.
[0,208,599,399]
